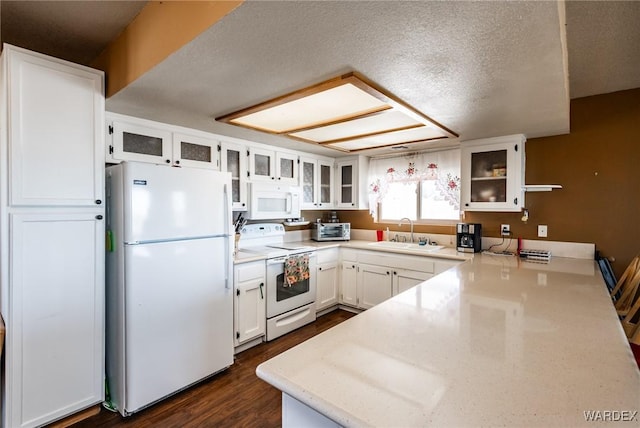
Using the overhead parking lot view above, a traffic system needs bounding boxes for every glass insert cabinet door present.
[339,164,354,205]
[276,152,299,184]
[280,157,294,179]
[172,133,219,170]
[318,161,333,206]
[300,158,334,208]
[220,141,247,210]
[111,121,173,164]
[470,149,507,203]
[301,159,316,206]
[249,147,274,181]
[461,135,525,212]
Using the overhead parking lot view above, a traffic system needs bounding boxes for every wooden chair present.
[610,256,640,317]
[621,292,640,345]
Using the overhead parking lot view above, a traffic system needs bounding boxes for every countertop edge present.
[256,362,364,427]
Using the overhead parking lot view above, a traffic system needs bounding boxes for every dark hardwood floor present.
[72,309,355,428]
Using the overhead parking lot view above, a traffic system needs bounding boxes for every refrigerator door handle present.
[225,236,232,289]
[224,183,232,290]
[224,183,230,237]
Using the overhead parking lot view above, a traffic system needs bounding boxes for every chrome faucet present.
[398,217,414,243]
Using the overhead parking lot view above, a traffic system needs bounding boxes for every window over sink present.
[368,149,461,223]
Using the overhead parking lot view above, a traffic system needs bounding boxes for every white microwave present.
[248,183,301,220]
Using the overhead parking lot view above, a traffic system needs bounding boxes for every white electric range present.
[237,223,317,341]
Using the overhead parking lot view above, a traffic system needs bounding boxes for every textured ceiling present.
[106,0,570,156]
[1,1,639,157]
[0,1,147,65]
[566,0,640,99]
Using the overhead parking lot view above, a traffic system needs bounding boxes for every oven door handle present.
[267,257,287,265]
[267,252,316,265]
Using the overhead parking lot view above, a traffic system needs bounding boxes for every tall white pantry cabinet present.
[0,44,105,427]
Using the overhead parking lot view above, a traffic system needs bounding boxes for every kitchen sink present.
[367,241,445,252]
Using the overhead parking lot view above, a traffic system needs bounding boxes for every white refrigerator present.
[105,161,234,416]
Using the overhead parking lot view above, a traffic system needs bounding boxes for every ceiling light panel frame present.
[216,72,458,153]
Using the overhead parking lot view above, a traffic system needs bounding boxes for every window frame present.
[377,180,461,226]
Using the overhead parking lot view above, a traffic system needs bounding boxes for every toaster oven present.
[311,222,350,241]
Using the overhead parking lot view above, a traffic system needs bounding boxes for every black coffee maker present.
[457,223,482,253]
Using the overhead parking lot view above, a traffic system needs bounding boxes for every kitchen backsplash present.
[284,227,595,260]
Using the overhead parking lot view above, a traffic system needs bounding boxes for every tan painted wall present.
[315,88,640,277]
[92,1,243,97]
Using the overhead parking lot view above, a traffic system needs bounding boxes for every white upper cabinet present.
[7,46,104,207]
[460,134,525,212]
[220,140,248,211]
[335,156,369,209]
[172,132,219,170]
[248,147,298,184]
[299,156,334,209]
[107,115,220,170]
[276,152,299,185]
[109,119,173,165]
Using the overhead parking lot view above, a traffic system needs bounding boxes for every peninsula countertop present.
[256,253,640,427]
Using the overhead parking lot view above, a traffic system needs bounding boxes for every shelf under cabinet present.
[471,176,507,181]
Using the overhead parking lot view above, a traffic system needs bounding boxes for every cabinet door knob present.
[278,177,281,180]
[175,160,181,165]
[95,215,103,220]
[318,267,322,271]
[465,203,469,207]
[271,177,275,180]
[95,199,102,205]
[166,159,171,164]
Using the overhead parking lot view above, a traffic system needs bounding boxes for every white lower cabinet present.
[340,262,358,307]
[393,269,434,295]
[7,212,104,428]
[234,261,266,346]
[315,248,339,312]
[358,264,394,309]
[339,249,462,310]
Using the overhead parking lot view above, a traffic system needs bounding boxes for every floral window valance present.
[367,149,461,221]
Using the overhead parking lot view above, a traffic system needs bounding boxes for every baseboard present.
[48,404,101,428]
[234,336,265,354]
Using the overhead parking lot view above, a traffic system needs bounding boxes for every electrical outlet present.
[501,224,510,236]
[538,225,548,238]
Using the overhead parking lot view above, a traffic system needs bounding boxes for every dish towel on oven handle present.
[285,254,310,287]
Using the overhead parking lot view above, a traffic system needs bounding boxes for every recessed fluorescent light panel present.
[216,72,458,153]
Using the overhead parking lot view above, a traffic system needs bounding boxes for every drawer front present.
[235,261,265,282]
[317,247,339,264]
[340,248,358,262]
[358,251,435,273]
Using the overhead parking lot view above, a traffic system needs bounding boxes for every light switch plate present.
[538,225,548,237]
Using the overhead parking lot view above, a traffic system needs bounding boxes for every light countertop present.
[256,254,640,427]
[285,239,471,261]
[233,250,266,264]
[235,239,470,263]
